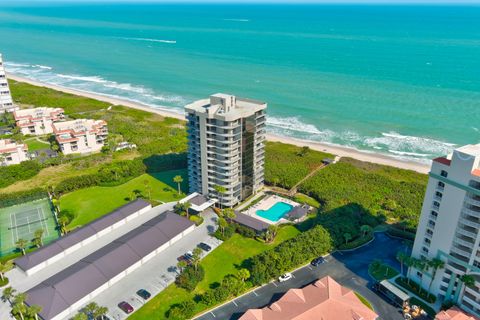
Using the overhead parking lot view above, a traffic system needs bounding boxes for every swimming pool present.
[256,202,293,222]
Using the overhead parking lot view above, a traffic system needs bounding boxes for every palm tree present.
[174,202,186,215]
[84,302,99,317]
[57,216,69,235]
[16,238,28,255]
[360,225,372,237]
[176,260,187,274]
[184,201,192,219]
[2,287,16,305]
[223,208,236,221]
[0,260,13,282]
[143,179,151,200]
[460,274,475,288]
[72,313,88,320]
[343,233,352,245]
[396,251,407,276]
[427,258,445,293]
[271,177,280,187]
[173,175,183,195]
[266,224,279,243]
[214,185,226,209]
[93,305,109,320]
[236,268,250,283]
[218,217,228,236]
[12,302,27,320]
[191,247,202,271]
[27,304,42,320]
[33,229,44,248]
[404,256,416,284]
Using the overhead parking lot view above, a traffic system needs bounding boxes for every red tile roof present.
[472,169,480,177]
[433,157,451,166]
[436,307,480,320]
[240,276,378,320]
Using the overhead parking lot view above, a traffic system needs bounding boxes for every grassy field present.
[354,292,374,310]
[60,169,188,229]
[130,225,300,320]
[25,138,50,151]
[369,262,399,281]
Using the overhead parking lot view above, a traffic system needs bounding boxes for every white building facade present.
[0,54,17,113]
[53,119,108,155]
[0,139,29,166]
[185,94,266,207]
[411,144,480,315]
[14,107,65,135]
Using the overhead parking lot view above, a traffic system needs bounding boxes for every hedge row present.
[0,188,48,208]
[0,160,42,188]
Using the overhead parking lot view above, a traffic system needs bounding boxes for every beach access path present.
[8,74,430,174]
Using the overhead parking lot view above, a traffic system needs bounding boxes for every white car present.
[278,273,293,282]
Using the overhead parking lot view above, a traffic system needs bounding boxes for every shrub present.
[167,300,196,320]
[0,160,42,188]
[235,224,256,238]
[189,215,204,226]
[395,277,436,303]
[338,234,374,250]
[175,265,205,292]
[387,226,416,241]
[248,225,332,285]
[213,224,236,241]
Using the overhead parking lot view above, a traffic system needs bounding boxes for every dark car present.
[311,257,326,266]
[177,255,192,265]
[198,242,212,252]
[118,301,134,314]
[136,289,151,300]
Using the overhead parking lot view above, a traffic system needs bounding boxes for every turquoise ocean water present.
[1,3,479,163]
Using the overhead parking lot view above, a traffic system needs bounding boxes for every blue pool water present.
[256,202,293,222]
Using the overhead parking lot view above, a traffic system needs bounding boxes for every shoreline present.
[8,73,430,174]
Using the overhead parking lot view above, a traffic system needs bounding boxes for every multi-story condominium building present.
[53,119,108,155]
[0,54,17,114]
[411,144,480,316]
[0,139,29,166]
[185,93,267,207]
[14,107,65,135]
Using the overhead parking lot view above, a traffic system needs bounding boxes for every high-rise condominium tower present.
[185,94,267,207]
[0,54,16,113]
[411,144,480,315]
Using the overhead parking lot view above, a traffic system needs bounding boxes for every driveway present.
[196,232,408,320]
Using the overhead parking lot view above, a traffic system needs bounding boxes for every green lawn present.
[129,225,300,320]
[369,262,399,281]
[25,138,50,151]
[59,169,188,229]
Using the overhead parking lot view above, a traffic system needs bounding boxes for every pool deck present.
[242,195,299,225]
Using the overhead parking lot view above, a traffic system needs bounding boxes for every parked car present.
[136,289,151,300]
[278,273,293,282]
[177,255,192,265]
[311,256,326,266]
[118,301,134,314]
[184,251,194,261]
[198,242,212,252]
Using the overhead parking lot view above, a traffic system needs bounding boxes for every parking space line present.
[253,290,259,297]
[272,281,278,287]
[292,274,295,278]
[307,266,312,270]
[210,312,216,318]
[232,300,238,307]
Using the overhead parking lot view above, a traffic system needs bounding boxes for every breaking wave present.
[118,37,176,44]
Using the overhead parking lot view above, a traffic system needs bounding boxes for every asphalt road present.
[196,232,408,320]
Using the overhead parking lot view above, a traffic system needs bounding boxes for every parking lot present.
[90,209,221,320]
[196,232,407,320]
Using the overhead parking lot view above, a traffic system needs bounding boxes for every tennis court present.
[0,198,60,256]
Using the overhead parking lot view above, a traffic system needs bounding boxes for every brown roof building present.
[436,307,480,320]
[240,276,378,320]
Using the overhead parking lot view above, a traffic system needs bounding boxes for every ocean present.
[1,3,479,163]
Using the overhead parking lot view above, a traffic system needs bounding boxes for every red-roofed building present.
[53,119,108,154]
[14,107,65,135]
[436,307,480,320]
[0,139,29,166]
[240,276,378,320]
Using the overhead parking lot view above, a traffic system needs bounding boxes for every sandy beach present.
[8,74,430,174]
